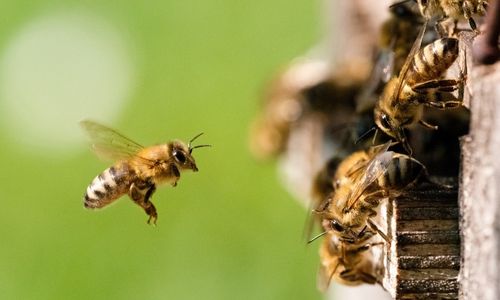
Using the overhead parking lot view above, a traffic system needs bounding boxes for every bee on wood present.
[81,120,210,225]
[373,23,464,154]
[416,0,488,33]
[317,143,429,245]
[379,1,425,80]
[317,231,384,289]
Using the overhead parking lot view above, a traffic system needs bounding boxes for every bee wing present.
[345,159,369,181]
[80,120,145,162]
[346,143,393,210]
[355,50,395,113]
[393,21,427,104]
[380,49,396,83]
[317,258,341,292]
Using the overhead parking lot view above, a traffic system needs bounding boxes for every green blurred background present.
[0,1,322,299]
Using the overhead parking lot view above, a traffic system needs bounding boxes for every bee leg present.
[420,169,455,189]
[144,185,158,225]
[367,218,390,244]
[418,120,439,130]
[412,79,461,93]
[468,17,478,33]
[358,271,378,284]
[462,1,479,33]
[170,164,180,187]
[340,269,377,284]
[435,17,448,37]
[426,99,462,109]
[415,84,463,109]
[129,182,158,225]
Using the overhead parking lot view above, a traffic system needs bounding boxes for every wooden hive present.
[381,180,460,300]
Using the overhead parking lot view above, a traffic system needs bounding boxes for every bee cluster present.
[250,0,489,297]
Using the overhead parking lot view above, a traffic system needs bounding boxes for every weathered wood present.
[459,61,500,300]
[382,182,460,300]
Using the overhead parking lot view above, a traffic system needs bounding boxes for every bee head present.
[171,142,198,172]
[374,108,412,155]
[170,133,210,172]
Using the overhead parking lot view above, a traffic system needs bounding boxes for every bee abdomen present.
[409,38,459,84]
[380,154,425,190]
[84,163,132,209]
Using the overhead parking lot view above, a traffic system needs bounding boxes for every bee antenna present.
[372,129,379,145]
[188,144,212,154]
[355,126,377,145]
[398,129,412,156]
[188,133,211,153]
[307,231,328,244]
[188,132,204,148]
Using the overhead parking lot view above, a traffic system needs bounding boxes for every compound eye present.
[173,150,186,164]
[381,114,391,130]
[331,219,344,232]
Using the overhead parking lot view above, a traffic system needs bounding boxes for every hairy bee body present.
[417,0,487,31]
[81,121,208,224]
[377,153,426,190]
[406,38,459,85]
[84,162,134,209]
[318,231,382,288]
[374,33,463,152]
[381,37,459,109]
[319,147,427,242]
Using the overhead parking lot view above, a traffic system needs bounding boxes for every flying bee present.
[317,143,430,245]
[374,23,464,154]
[415,0,488,33]
[317,231,384,289]
[81,120,210,225]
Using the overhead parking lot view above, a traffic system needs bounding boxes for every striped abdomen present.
[378,153,425,190]
[84,162,135,209]
[406,38,459,85]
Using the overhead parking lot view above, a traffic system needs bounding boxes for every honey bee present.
[356,2,434,117]
[311,157,343,211]
[379,1,424,79]
[249,58,331,160]
[81,120,210,224]
[317,231,384,289]
[416,0,488,33]
[374,23,464,153]
[317,143,429,245]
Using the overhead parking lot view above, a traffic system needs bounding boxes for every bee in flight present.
[373,22,464,154]
[81,120,210,225]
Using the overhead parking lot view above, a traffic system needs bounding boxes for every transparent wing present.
[394,21,427,104]
[346,142,393,210]
[380,49,396,83]
[80,120,145,162]
[344,159,369,182]
[355,48,397,113]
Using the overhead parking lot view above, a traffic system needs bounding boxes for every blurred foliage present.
[0,0,322,299]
